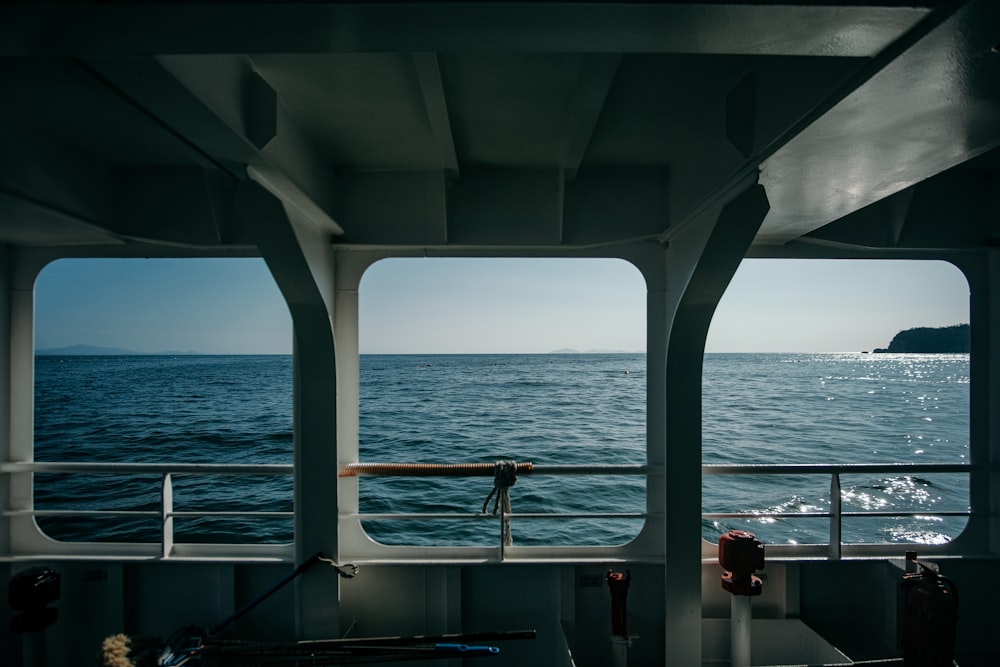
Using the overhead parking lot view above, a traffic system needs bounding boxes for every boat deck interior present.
[1,1,999,665]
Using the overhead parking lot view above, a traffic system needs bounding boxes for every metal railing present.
[703,463,978,559]
[342,462,652,557]
[1,460,987,558]
[347,461,981,556]
[1,461,294,557]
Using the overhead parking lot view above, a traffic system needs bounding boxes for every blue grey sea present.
[33,353,970,547]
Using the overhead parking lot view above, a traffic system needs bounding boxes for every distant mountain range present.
[36,344,200,356]
[549,348,637,354]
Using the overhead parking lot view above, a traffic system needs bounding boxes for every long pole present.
[731,595,752,667]
[340,462,653,477]
[210,553,324,635]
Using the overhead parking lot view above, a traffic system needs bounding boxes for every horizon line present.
[36,350,957,357]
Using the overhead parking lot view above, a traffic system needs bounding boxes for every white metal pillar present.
[0,244,10,559]
[3,248,51,558]
[961,249,1000,555]
[236,180,341,638]
[329,249,378,558]
[655,181,770,665]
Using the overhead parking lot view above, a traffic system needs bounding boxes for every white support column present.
[5,248,49,557]
[236,180,341,638]
[961,249,1000,554]
[330,249,370,556]
[0,244,10,558]
[989,251,1000,556]
[656,181,770,666]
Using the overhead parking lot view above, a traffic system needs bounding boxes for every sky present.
[33,256,970,354]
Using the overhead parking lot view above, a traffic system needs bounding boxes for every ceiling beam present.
[0,119,122,245]
[412,53,459,177]
[1,3,932,58]
[79,55,341,236]
[0,188,123,247]
[76,57,256,178]
[662,0,971,245]
[755,0,999,245]
[562,54,621,181]
[248,165,344,238]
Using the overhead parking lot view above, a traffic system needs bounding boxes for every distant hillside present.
[36,344,141,356]
[873,324,969,353]
[36,344,200,356]
[549,348,636,354]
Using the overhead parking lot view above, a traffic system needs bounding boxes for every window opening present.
[702,259,970,547]
[357,257,647,547]
[33,258,293,545]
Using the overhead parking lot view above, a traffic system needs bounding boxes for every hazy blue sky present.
[34,256,969,354]
[35,258,291,355]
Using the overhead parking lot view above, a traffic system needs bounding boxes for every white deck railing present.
[0,460,985,559]
[1,461,294,558]
[703,463,976,559]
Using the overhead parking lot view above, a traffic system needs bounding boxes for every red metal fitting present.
[606,570,631,638]
[718,530,764,596]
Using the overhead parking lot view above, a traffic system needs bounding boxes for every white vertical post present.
[829,472,841,560]
[7,249,47,556]
[239,181,341,638]
[610,636,629,667]
[731,595,752,667]
[962,252,1000,553]
[161,472,174,558]
[22,632,47,667]
[658,181,770,667]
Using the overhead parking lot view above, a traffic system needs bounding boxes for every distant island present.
[873,324,969,353]
[550,348,637,354]
[36,344,200,356]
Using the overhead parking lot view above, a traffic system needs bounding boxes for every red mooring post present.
[718,531,764,667]
[719,530,764,596]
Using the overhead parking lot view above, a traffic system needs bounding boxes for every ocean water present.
[32,353,970,548]
[33,355,295,544]
[701,353,970,547]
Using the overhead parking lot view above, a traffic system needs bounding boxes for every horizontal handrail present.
[3,509,295,519]
[2,463,294,556]
[343,461,982,556]
[703,511,971,519]
[2,459,985,556]
[702,463,983,559]
[169,510,295,518]
[352,512,646,521]
[1,461,293,475]
[3,460,983,476]
[703,463,977,475]
[4,509,161,518]
[340,462,653,477]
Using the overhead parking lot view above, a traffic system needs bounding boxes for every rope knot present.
[482,460,517,515]
[481,460,518,547]
[494,459,518,489]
